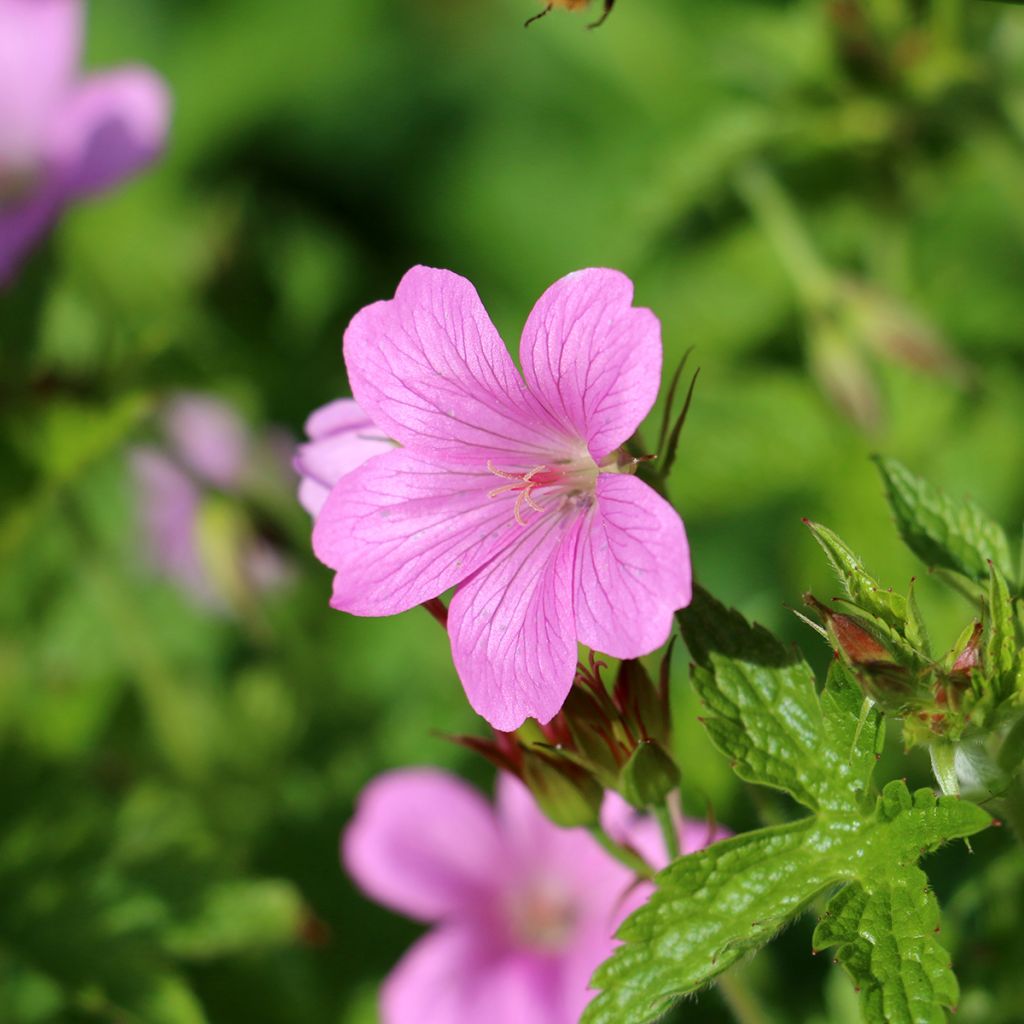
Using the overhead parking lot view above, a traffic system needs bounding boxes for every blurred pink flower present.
[344,769,721,1024]
[0,0,170,283]
[130,392,290,608]
[312,266,691,730]
[293,398,395,517]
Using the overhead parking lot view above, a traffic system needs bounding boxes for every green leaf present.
[584,591,991,1024]
[873,456,1015,586]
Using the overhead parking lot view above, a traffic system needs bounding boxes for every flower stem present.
[733,159,833,308]
[421,597,449,629]
[655,803,681,861]
[1003,773,1024,848]
[588,826,656,881]
[717,968,773,1024]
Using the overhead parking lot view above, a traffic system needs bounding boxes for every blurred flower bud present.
[807,312,883,432]
[837,279,970,385]
[519,747,603,828]
[130,392,294,613]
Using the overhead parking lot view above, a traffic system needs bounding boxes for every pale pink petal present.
[519,269,661,461]
[49,67,170,199]
[304,397,374,438]
[297,476,331,519]
[343,770,502,924]
[601,791,731,869]
[599,792,668,871]
[0,187,60,284]
[574,474,691,659]
[495,776,631,891]
[162,393,250,490]
[313,448,523,616]
[343,266,566,461]
[382,927,568,1024]
[0,0,81,162]
[294,399,394,518]
[129,445,215,605]
[447,512,583,730]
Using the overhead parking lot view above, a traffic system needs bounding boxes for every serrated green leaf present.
[585,595,991,1024]
[683,588,878,812]
[813,872,956,1024]
[874,456,1015,585]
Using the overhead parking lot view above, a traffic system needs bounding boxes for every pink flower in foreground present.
[294,398,395,517]
[0,0,170,283]
[344,769,721,1024]
[313,267,692,730]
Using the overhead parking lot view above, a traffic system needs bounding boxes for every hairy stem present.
[718,968,773,1024]
[655,803,681,861]
[587,825,656,881]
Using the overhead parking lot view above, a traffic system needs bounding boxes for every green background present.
[1,0,1022,1020]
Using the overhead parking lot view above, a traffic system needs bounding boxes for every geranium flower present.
[294,398,394,517]
[344,769,720,1024]
[130,393,291,609]
[312,267,691,730]
[0,0,170,283]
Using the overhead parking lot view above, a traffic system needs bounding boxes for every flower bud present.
[803,593,917,712]
[520,748,603,828]
[613,659,671,748]
[618,740,681,810]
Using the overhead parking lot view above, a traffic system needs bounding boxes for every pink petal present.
[294,398,394,518]
[0,0,81,163]
[343,266,566,462]
[519,269,662,462]
[304,397,375,438]
[162,393,250,491]
[601,791,731,870]
[382,926,571,1024]
[49,67,170,199]
[495,775,628,888]
[0,188,60,285]
[342,770,501,923]
[447,512,582,730]
[129,445,215,605]
[313,448,523,616]
[574,474,691,659]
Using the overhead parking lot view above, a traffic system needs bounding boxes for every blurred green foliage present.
[1,0,1023,1020]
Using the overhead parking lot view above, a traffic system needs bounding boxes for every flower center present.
[486,449,631,526]
[0,159,40,210]
[504,878,579,952]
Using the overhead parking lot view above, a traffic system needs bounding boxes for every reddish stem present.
[421,597,449,629]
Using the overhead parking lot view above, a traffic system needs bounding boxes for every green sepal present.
[618,741,680,809]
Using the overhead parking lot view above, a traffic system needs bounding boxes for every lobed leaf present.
[586,597,992,1024]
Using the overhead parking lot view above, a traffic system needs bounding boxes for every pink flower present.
[344,769,719,1024]
[313,267,692,730]
[130,392,291,608]
[0,0,170,283]
[293,398,395,517]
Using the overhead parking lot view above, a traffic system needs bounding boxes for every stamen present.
[486,460,552,526]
